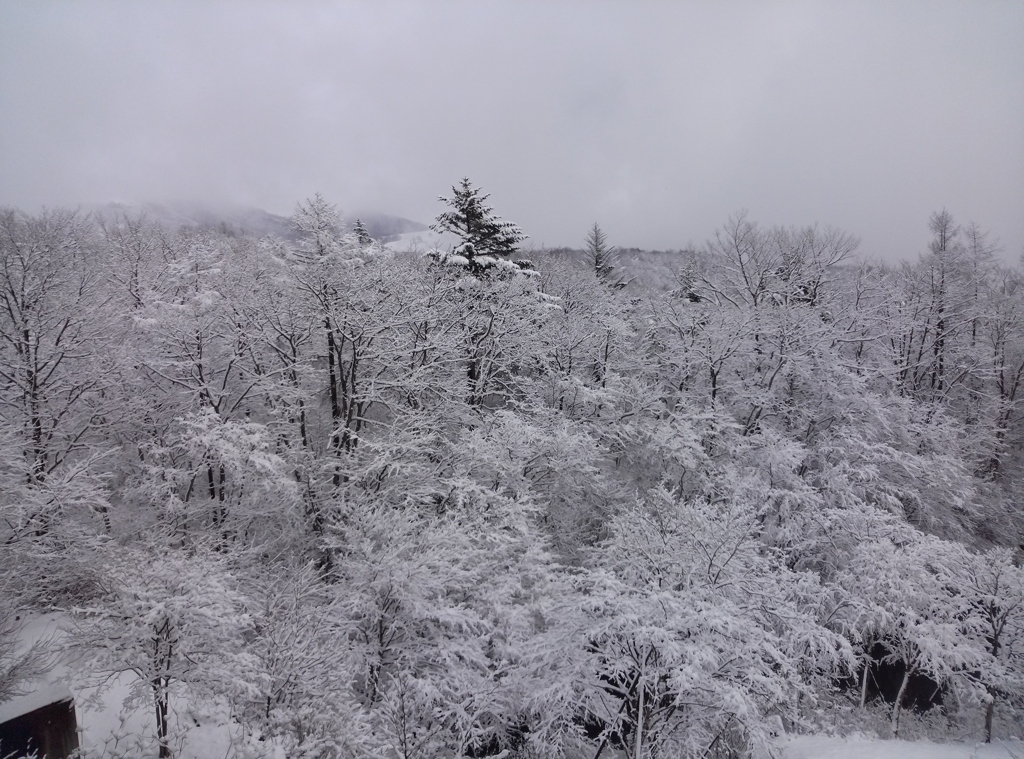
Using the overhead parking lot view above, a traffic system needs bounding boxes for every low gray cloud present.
[1,0,1021,260]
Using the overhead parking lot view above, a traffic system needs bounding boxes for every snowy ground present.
[383,228,449,254]
[783,734,1024,759]
[9,614,233,758]
[8,614,1024,758]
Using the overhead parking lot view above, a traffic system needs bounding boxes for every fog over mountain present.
[86,202,427,243]
[1,2,1021,260]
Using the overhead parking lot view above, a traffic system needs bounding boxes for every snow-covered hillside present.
[2,200,1022,758]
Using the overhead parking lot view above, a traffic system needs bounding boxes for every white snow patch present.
[783,734,1024,759]
[11,613,236,759]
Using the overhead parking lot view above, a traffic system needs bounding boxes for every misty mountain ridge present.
[85,201,427,243]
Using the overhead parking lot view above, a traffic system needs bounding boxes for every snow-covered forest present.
[2,182,1023,758]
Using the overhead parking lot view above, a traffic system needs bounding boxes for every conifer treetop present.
[430,178,529,274]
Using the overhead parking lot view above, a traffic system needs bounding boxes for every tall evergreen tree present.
[430,178,529,275]
[353,218,373,247]
[585,222,614,280]
[585,222,628,288]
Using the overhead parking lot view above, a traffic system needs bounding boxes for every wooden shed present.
[0,685,79,759]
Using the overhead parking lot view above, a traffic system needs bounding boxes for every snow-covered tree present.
[0,571,52,704]
[0,209,114,541]
[291,193,345,263]
[230,562,373,756]
[845,534,989,738]
[576,485,852,758]
[955,546,1024,742]
[327,492,562,756]
[585,222,624,287]
[353,217,373,247]
[72,545,248,758]
[429,178,529,275]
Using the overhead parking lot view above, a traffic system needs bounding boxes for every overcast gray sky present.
[1,1,1021,260]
